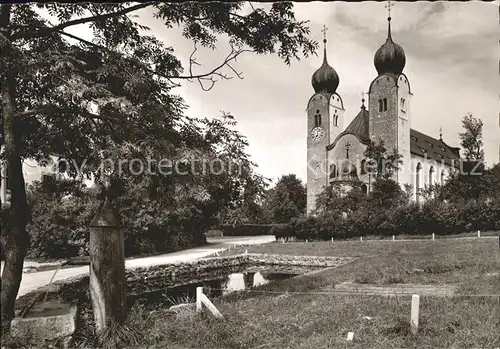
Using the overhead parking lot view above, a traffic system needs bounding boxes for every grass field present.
[4,237,499,349]
[115,237,499,349]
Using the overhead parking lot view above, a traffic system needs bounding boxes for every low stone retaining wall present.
[125,254,352,295]
[246,254,352,267]
[19,253,353,304]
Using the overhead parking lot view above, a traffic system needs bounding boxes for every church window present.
[361,184,368,194]
[383,98,388,111]
[360,159,367,175]
[378,99,383,112]
[401,98,406,111]
[314,114,322,127]
[416,163,422,204]
[329,164,337,179]
[429,166,435,185]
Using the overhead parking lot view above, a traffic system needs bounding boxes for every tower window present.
[401,98,406,112]
[383,98,388,111]
[378,99,383,112]
[314,114,322,127]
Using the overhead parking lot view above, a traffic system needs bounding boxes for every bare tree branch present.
[56,29,253,91]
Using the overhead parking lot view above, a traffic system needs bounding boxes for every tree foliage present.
[0,2,317,329]
[459,113,484,162]
[262,174,306,223]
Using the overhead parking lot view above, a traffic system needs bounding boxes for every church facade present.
[306,16,461,216]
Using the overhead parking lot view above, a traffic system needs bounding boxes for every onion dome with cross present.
[311,25,340,94]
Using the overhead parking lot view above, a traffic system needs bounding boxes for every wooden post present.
[477,230,481,238]
[392,235,395,241]
[360,236,363,242]
[410,294,420,334]
[89,198,126,333]
[432,233,435,241]
[331,237,333,243]
[196,286,223,319]
[196,287,203,313]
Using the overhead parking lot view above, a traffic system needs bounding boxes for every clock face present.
[310,127,325,143]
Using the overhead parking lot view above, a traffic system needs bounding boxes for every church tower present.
[306,26,345,215]
[368,5,412,185]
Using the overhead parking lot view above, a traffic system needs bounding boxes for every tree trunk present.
[1,4,30,332]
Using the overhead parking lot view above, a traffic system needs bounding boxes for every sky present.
[56,1,500,184]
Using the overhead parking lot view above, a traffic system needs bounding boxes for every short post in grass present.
[410,294,420,334]
[360,236,363,242]
[89,197,126,333]
[432,233,435,241]
[477,230,481,238]
[392,235,395,241]
[196,287,203,313]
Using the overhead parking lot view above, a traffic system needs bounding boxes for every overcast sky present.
[62,1,499,184]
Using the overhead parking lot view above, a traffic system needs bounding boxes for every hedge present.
[273,199,500,241]
[219,224,287,236]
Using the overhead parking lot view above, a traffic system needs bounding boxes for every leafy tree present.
[0,2,317,329]
[424,114,491,203]
[459,113,484,162]
[263,174,306,223]
[363,139,402,180]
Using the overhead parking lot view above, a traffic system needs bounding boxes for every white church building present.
[306,15,461,215]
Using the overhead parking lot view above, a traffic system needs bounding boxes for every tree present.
[263,174,306,223]
[459,113,484,162]
[0,2,317,329]
[363,139,402,180]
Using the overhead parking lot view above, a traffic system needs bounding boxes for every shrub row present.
[22,182,211,261]
[219,224,286,236]
[273,199,500,241]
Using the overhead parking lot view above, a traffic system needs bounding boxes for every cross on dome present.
[321,24,328,44]
[385,0,394,20]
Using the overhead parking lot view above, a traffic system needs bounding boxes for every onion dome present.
[333,160,359,183]
[311,38,339,94]
[374,17,406,75]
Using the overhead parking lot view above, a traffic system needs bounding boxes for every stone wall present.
[19,254,353,302]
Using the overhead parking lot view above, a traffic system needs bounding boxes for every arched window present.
[360,159,367,175]
[440,170,445,184]
[314,115,322,127]
[329,164,337,179]
[416,163,422,204]
[378,99,383,112]
[335,115,339,126]
[361,184,368,194]
[429,166,435,185]
[383,98,388,111]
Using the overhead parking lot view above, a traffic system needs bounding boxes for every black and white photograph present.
[0,1,499,348]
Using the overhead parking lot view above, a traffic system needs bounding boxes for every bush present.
[219,224,279,236]
[24,180,213,261]
[279,198,500,241]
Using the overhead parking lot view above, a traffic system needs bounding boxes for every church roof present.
[345,106,369,142]
[343,108,461,168]
[410,129,460,167]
